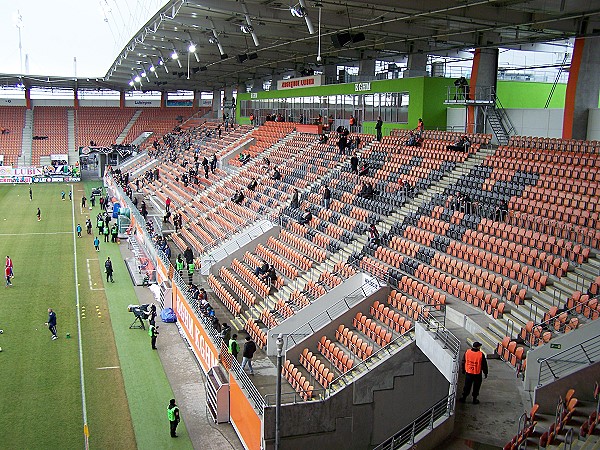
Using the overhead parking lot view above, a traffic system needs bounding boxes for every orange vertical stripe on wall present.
[562,37,585,140]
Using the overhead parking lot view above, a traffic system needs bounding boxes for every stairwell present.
[116,110,142,145]
[18,108,33,167]
[67,109,77,164]
[487,108,510,146]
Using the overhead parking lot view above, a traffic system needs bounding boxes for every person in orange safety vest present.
[459,341,488,404]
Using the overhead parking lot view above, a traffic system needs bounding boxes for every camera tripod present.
[129,315,146,330]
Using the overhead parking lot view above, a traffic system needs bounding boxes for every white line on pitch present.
[86,259,105,291]
[0,232,72,236]
[96,366,120,370]
[70,183,89,441]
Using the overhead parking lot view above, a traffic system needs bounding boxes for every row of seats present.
[219,267,256,307]
[207,274,242,316]
[282,360,314,401]
[245,319,267,349]
[299,349,335,388]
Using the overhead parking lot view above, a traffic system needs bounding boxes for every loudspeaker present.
[331,32,352,49]
[237,53,248,63]
[199,66,208,72]
[220,53,229,60]
[192,67,200,74]
[352,32,365,43]
[247,52,258,60]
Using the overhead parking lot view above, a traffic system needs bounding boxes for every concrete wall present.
[221,137,255,167]
[282,285,391,363]
[446,107,467,132]
[415,322,457,383]
[32,99,74,106]
[204,220,279,276]
[524,319,600,392]
[502,108,564,138]
[534,362,600,413]
[588,108,600,140]
[79,99,120,107]
[263,342,449,449]
[268,273,375,355]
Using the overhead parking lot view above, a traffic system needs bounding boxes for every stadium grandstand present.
[1,1,600,449]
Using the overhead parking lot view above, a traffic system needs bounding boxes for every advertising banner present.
[173,286,220,373]
[277,75,324,90]
[0,166,80,183]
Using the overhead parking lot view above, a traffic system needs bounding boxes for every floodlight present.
[149,65,155,72]
[129,80,134,86]
[188,43,196,53]
[134,75,141,82]
[140,70,147,78]
[171,50,179,60]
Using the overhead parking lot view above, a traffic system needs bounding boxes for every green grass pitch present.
[0,182,192,449]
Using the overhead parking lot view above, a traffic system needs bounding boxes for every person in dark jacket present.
[323,185,331,209]
[350,153,359,174]
[46,308,58,340]
[375,116,383,141]
[241,336,257,375]
[105,257,114,282]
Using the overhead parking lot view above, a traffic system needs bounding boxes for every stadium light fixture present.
[140,70,147,78]
[171,50,179,60]
[129,80,134,86]
[188,43,196,53]
[134,75,141,83]
[209,20,228,58]
[290,0,314,34]
[241,1,259,47]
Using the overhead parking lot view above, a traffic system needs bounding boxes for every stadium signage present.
[355,82,371,92]
[124,99,160,107]
[174,292,219,373]
[277,75,324,90]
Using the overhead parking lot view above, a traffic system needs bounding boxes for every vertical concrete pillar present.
[25,87,31,109]
[193,90,199,112]
[160,91,167,109]
[74,89,79,109]
[404,53,428,78]
[272,73,283,91]
[358,59,375,80]
[563,37,600,140]
[467,48,498,133]
[119,90,125,109]
[212,89,222,114]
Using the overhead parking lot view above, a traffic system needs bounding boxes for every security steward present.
[459,341,488,404]
[149,323,159,350]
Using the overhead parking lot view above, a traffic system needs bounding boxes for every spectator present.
[416,118,424,136]
[165,197,171,212]
[375,116,383,142]
[241,336,257,375]
[447,135,471,152]
[210,153,217,173]
[369,223,380,245]
[299,209,312,225]
[271,167,281,181]
[349,114,356,132]
[254,260,269,277]
[290,189,299,209]
[350,153,359,175]
[495,199,509,222]
[247,178,258,191]
[358,163,369,177]
[323,185,331,209]
[221,322,231,345]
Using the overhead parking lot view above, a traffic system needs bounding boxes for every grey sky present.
[0,0,167,78]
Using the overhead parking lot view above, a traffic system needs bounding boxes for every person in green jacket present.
[176,255,184,277]
[110,224,118,243]
[103,225,110,242]
[167,399,180,438]
[187,261,194,284]
[149,323,159,350]
[228,334,240,361]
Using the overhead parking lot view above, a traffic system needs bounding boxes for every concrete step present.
[587,257,600,270]
[466,332,499,359]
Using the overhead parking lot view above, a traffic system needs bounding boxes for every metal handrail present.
[537,333,600,387]
[373,394,455,450]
